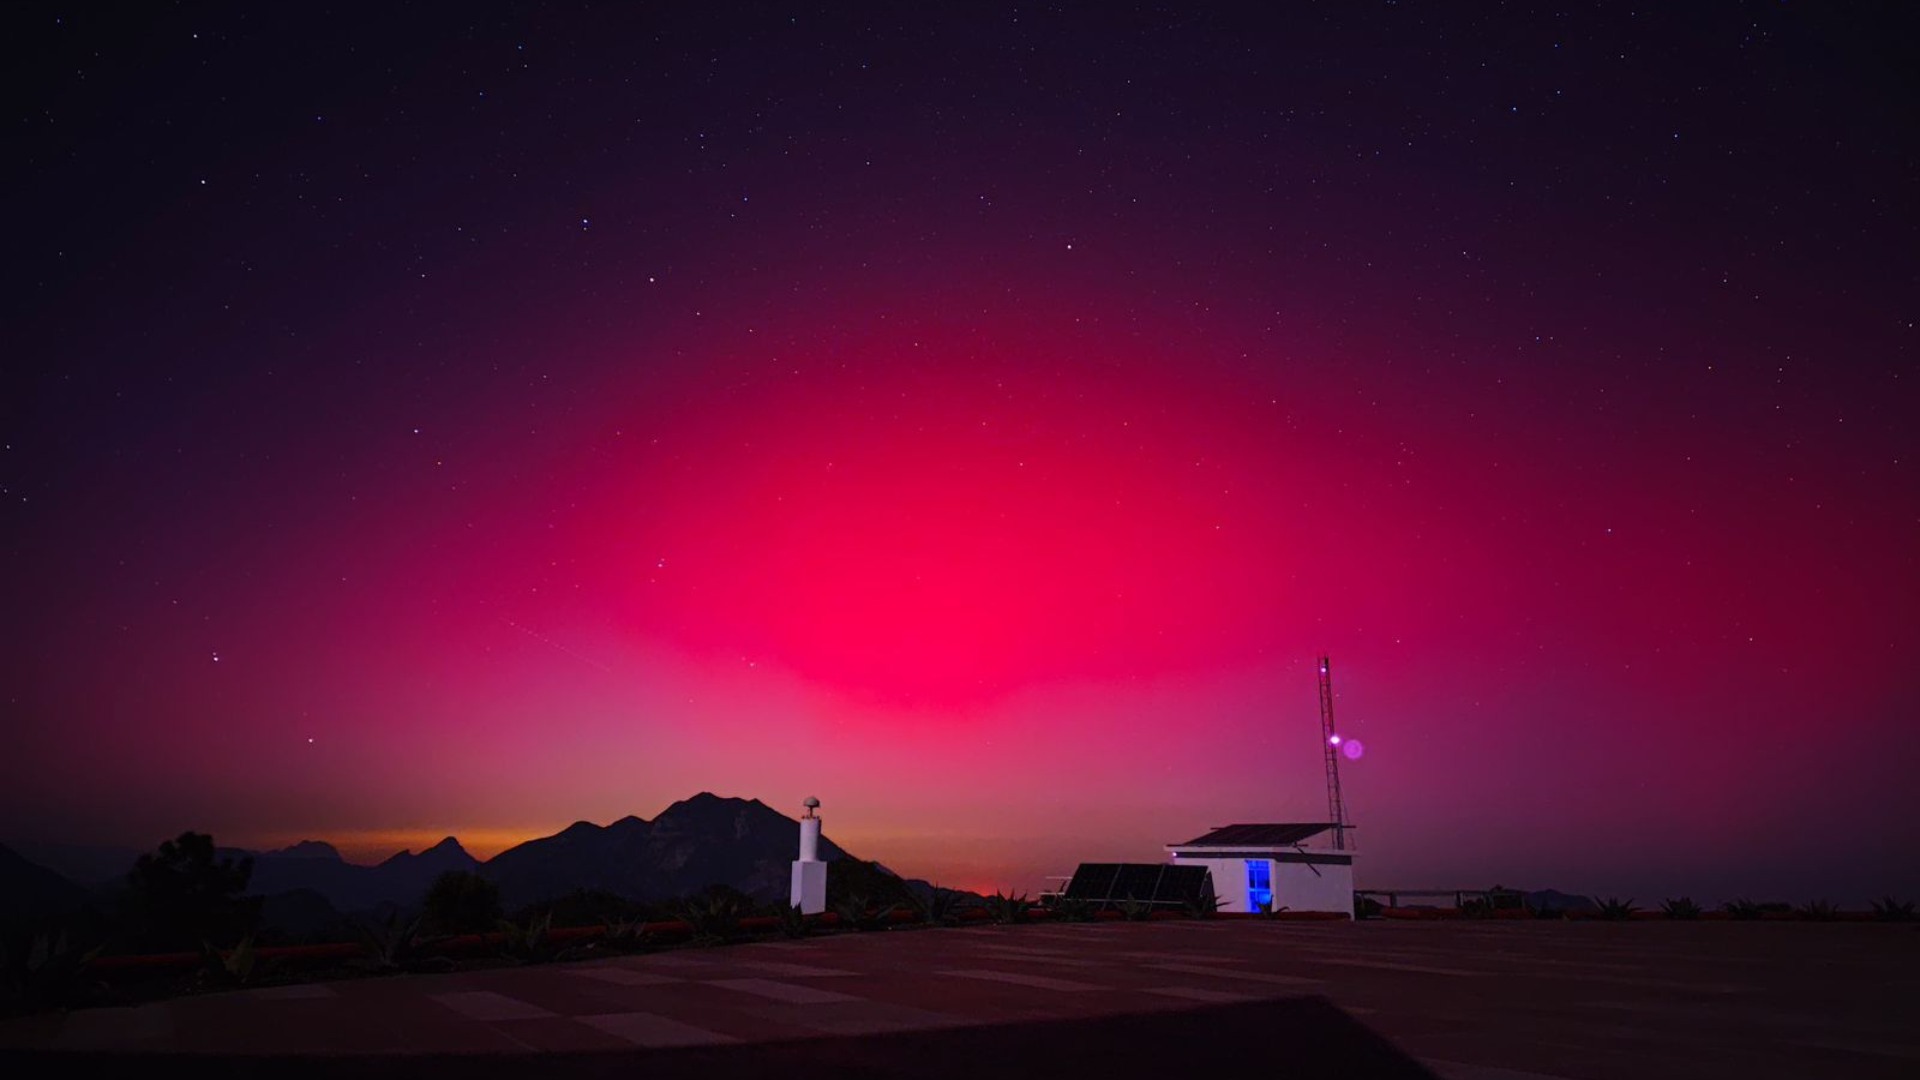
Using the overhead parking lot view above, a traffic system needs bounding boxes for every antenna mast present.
[1317,655,1348,850]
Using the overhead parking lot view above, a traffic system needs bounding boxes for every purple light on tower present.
[1342,739,1365,761]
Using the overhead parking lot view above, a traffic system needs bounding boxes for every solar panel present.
[1173,823,1334,847]
[1063,863,1214,909]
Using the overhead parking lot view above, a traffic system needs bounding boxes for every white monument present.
[789,795,827,914]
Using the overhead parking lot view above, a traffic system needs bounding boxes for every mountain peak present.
[265,840,343,861]
[425,836,466,854]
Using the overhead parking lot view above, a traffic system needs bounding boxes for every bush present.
[1870,896,1915,922]
[422,871,503,934]
[986,891,1033,925]
[1723,899,1764,921]
[1660,897,1702,920]
[1796,900,1838,922]
[1596,897,1638,920]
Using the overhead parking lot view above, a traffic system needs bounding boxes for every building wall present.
[1186,857,1354,916]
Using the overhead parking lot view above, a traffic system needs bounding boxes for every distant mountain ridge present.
[2,794,865,916]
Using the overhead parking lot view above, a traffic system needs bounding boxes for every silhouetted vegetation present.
[1183,891,1221,919]
[355,911,449,973]
[1660,897,1702,920]
[677,892,747,946]
[1048,896,1098,922]
[1723,899,1764,920]
[1796,899,1839,922]
[1,930,104,1013]
[914,885,973,926]
[986,891,1034,925]
[1116,894,1154,922]
[121,832,258,951]
[1353,894,1384,920]
[421,870,502,934]
[1596,897,1638,920]
[1870,896,1915,922]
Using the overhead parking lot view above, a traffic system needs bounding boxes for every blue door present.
[1246,859,1273,912]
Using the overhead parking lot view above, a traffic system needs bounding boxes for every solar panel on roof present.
[1062,863,1214,909]
[1174,823,1334,847]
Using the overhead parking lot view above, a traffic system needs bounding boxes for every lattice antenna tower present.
[1317,655,1349,850]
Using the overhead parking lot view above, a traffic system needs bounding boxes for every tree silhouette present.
[122,832,257,950]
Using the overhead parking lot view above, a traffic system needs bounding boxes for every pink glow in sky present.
[5,4,1916,906]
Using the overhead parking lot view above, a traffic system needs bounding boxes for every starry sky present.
[5,3,1916,905]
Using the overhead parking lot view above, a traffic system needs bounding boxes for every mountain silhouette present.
[244,835,478,911]
[484,792,853,908]
[0,843,91,924]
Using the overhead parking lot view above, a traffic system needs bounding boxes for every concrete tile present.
[428,989,558,1021]
[53,1004,172,1049]
[748,1000,971,1036]
[579,1010,741,1047]
[1142,986,1264,1004]
[732,960,859,977]
[935,968,1102,991]
[1423,1061,1578,1080]
[1144,962,1324,987]
[232,982,340,1000]
[564,966,685,987]
[705,977,864,1004]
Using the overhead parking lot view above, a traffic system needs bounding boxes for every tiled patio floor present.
[2,919,1915,1079]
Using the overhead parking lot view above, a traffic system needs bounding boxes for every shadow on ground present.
[2,998,1438,1078]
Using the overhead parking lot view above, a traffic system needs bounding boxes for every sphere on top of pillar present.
[802,796,820,819]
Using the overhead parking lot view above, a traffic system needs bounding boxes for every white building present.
[1167,823,1354,917]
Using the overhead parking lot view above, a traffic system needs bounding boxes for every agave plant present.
[1051,897,1098,922]
[1870,896,1915,923]
[1254,899,1292,919]
[1,930,106,1012]
[986,891,1033,925]
[677,894,745,946]
[1183,891,1221,920]
[916,886,970,927]
[1596,897,1638,920]
[1116,894,1154,922]
[1660,897,1702,920]
[1797,900,1839,922]
[775,904,811,939]
[1723,899,1764,921]
[198,934,259,987]
[832,893,900,932]
[599,914,653,952]
[498,911,567,963]
[357,911,450,973]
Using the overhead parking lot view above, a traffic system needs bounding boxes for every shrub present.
[1723,899,1764,921]
[1051,897,1098,922]
[1183,891,1220,919]
[1253,899,1291,919]
[1870,897,1915,922]
[775,905,811,939]
[915,886,970,926]
[1528,901,1566,920]
[832,893,900,932]
[1596,897,1638,921]
[1353,895,1384,920]
[356,911,449,973]
[986,891,1033,925]
[498,911,565,963]
[198,934,259,988]
[1660,897,1702,920]
[0,930,105,1014]
[422,871,503,935]
[677,893,745,946]
[1797,900,1839,922]
[1116,894,1154,922]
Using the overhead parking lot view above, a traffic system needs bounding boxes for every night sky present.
[6,3,1915,904]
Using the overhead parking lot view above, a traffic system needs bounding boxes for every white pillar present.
[790,797,827,914]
